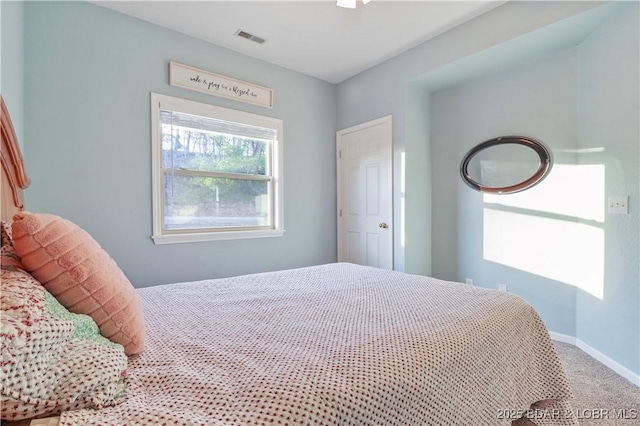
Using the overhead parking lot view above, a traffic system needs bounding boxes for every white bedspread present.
[61,263,577,425]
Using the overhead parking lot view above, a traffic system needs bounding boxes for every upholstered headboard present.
[1,96,30,222]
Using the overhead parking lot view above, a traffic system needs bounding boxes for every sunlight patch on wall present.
[482,162,606,298]
[483,208,605,299]
[484,164,605,223]
[400,152,406,248]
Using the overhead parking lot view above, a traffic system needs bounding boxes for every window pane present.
[164,173,270,230]
[161,111,269,175]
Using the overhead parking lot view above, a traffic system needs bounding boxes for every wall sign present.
[169,62,273,108]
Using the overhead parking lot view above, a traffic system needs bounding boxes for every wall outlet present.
[466,278,474,286]
[497,283,508,292]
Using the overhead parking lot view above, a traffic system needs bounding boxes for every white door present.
[337,116,393,269]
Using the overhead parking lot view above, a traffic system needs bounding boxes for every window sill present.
[151,229,285,245]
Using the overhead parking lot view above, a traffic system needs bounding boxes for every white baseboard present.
[549,331,576,345]
[549,331,640,388]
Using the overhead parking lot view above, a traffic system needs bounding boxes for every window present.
[151,93,284,244]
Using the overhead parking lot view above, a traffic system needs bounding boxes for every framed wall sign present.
[169,62,274,108]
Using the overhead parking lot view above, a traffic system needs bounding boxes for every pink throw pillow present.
[11,211,145,355]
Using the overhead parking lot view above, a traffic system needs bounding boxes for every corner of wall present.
[404,82,432,276]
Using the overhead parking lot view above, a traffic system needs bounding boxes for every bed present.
[1,96,578,426]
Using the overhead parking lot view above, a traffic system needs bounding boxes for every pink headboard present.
[1,96,31,222]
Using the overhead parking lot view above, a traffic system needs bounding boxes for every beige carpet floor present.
[554,341,640,426]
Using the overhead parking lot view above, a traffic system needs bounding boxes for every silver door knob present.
[378,222,388,229]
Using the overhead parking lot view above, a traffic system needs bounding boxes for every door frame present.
[336,115,393,267]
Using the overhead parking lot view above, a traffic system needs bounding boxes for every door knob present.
[378,222,388,229]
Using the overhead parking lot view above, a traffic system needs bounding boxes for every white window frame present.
[151,93,284,244]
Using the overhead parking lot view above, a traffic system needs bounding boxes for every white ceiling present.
[92,0,507,84]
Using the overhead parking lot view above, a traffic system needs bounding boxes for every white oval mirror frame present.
[460,136,552,194]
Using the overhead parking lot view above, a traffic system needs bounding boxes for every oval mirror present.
[460,136,552,194]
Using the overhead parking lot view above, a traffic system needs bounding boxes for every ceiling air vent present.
[235,30,266,44]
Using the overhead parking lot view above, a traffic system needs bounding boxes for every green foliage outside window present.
[162,126,271,226]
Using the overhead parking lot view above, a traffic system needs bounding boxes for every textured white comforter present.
[61,263,577,425]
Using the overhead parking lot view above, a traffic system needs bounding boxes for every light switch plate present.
[608,196,629,214]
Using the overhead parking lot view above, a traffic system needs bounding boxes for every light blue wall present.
[338,0,638,376]
[22,1,337,286]
[1,0,24,147]
[576,4,639,376]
